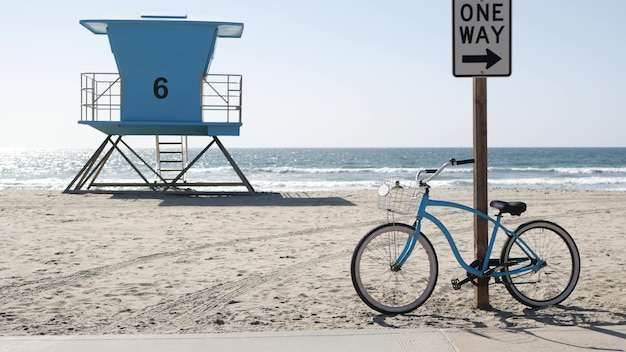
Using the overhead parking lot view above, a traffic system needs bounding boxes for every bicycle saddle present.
[490,200,527,216]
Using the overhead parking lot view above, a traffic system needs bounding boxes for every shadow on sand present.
[110,191,356,207]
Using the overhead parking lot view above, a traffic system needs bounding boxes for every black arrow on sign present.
[462,49,502,69]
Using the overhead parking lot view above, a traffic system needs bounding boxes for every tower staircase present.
[156,136,188,184]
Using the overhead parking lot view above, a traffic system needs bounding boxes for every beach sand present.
[0,188,624,335]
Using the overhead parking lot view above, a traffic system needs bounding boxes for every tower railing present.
[80,73,242,123]
[81,73,121,122]
[202,74,242,123]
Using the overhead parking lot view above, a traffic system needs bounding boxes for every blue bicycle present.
[351,158,580,314]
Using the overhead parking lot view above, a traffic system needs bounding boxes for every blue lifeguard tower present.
[65,14,254,193]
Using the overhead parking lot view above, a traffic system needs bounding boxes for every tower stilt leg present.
[65,135,256,194]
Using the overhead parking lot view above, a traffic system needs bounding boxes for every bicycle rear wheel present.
[500,220,580,307]
[351,223,438,315]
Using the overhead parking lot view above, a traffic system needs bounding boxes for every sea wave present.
[1,148,625,192]
[489,176,626,190]
[494,166,626,174]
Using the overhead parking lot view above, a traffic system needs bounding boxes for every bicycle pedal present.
[451,276,473,290]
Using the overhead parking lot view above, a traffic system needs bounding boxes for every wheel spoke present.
[501,221,580,307]
[351,223,438,314]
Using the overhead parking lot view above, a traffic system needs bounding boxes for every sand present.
[0,188,624,335]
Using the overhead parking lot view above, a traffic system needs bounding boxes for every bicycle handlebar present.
[417,158,475,184]
[452,158,475,165]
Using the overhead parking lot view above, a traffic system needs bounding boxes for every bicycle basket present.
[377,177,425,215]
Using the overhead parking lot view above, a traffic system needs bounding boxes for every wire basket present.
[377,177,425,215]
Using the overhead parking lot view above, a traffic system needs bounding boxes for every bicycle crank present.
[451,259,500,290]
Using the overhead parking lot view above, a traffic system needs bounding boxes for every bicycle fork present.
[392,226,420,270]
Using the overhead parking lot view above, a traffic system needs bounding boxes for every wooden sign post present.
[473,77,489,308]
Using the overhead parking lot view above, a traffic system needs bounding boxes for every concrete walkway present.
[1,326,625,351]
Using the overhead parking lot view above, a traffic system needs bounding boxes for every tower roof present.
[80,14,244,38]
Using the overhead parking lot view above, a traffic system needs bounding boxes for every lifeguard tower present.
[65,14,255,194]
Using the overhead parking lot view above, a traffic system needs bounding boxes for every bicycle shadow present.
[110,192,357,207]
[373,304,626,348]
[490,304,626,329]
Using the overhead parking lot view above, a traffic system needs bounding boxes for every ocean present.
[1,147,625,192]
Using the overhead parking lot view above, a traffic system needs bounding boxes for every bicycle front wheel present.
[351,223,438,315]
[500,220,580,307]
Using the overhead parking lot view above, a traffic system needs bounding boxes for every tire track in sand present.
[0,220,374,306]
[108,248,351,331]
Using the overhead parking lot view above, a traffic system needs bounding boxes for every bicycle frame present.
[396,193,545,278]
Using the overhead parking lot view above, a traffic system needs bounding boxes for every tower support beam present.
[65,135,255,195]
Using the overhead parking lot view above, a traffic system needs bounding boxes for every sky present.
[1,0,625,149]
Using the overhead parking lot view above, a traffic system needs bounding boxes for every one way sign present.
[453,0,511,77]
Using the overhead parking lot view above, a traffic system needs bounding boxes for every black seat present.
[490,200,527,216]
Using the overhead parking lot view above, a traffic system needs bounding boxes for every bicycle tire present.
[500,220,580,307]
[351,223,438,315]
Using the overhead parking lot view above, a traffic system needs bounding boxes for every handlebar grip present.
[451,158,475,165]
